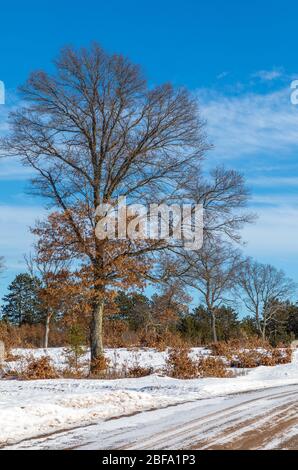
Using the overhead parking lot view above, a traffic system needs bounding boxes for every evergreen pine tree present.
[1,273,44,325]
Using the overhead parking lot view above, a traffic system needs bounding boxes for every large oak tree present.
[1,44,251,371]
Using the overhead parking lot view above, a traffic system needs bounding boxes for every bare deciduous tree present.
[0,44,210,371]
[182,166,254,243]
[236,258,297,339]
[0,44,252,370]
[160,241,242,343]
[25,249,70,349]
[184,242,242,342]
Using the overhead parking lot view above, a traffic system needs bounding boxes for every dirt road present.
[6,384,298,450]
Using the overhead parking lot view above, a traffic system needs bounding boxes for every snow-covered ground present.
[8,385,297,450]
[0,348,297,447]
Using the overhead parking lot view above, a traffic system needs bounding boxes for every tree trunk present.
[90,298,105,374]
[211,311,218,343]
[89,236,106,374]
[255,306,259,329]
[44,312,52,349]
[261,322,267,341]
[255,307,263,338]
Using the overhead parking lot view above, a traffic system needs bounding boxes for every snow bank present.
[0,381,187,446]
[0,349,297,446]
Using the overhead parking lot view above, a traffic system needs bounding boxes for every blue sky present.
[1,0,298,299]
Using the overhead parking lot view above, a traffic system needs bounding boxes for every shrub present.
[104,320,132,348]
[65,325,86,370]
[230,348,292,368]
[209,342,233,359]
[0,321,22,352]
[0,320,69,350]
[166,348,231,379]
[165,348,199,379]
[21,355,59,380]
[209,337,271,357]
[272,348,292,364]
[230,351,263,368]
[127,366,153,377]
[209,338,293,369]
[197,356,231,378]
[258,353,276,366]
[155,330,190,351]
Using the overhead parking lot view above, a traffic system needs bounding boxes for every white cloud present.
[0,204,45,266]
[0,106,10,132]
[217,71,230,80]
[252,69,283,81]
[198,85,298,275]
[0,90,20,133]
[248,176,298,187]
[243,206,298,256]
[0,95,34,180]
[0,204,46,296]
[0,159,33,180]
[199,88,298,159]
[251,193,298,206]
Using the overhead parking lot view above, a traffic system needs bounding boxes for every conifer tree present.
[1,273,44,325]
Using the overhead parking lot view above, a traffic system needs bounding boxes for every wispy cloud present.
[198,84,298,273]
[248,176,298,187]
[217,71,230,80]
[252,69,283,81]
[0,94,34,180]
[251,193,298,206]
[0,103,10,133]
[0,159,33,180]
[0,204,45,264]
[0,89,20,133]
[0,204,46,295]
[199,87,298,159]
[243,206,298,256]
